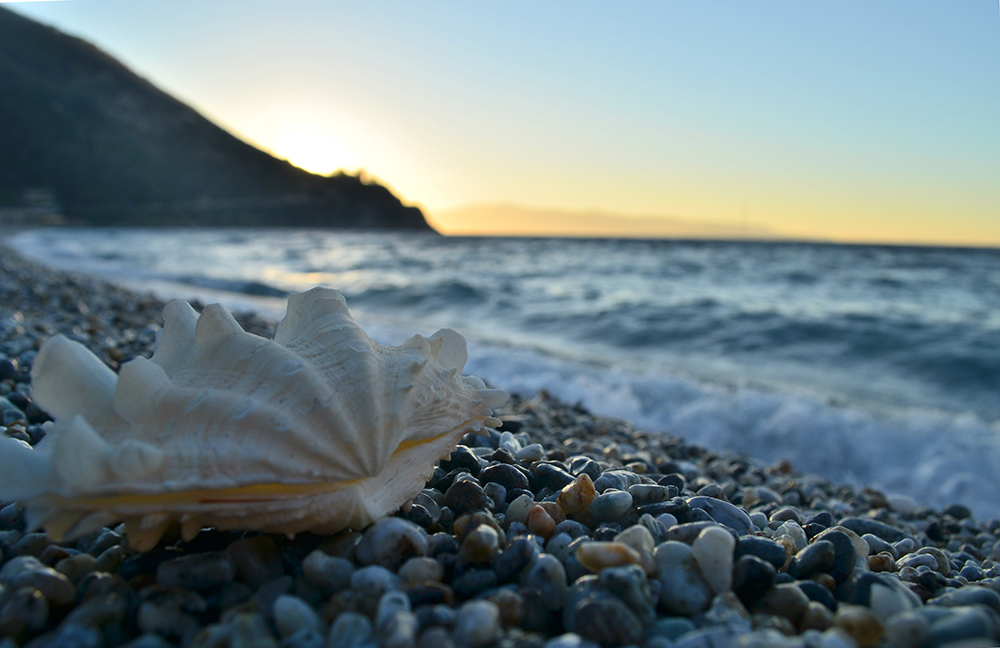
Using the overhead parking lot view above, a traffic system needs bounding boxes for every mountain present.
[0,7,432,230]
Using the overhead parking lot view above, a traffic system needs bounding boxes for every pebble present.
[326,612,373,648]
[0,555,76,605]
[654,541,713,616]
[557,474,597,515]
[156,551,236,591]
[687,496,754,535]
[273,594,323,639]
[453,600,502,648]
[575,541,641,573]
[587,490,633,523]
[521,553,568,610]
[301,550,353,595]
[691,525,735,594]
[354,518,428,570]
[3,250,1000,647]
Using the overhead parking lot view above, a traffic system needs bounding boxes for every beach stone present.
[628,484,670,506]
[810,530,856,584]
[862,533,898,559]
[350,565,400,603]
[665,521,726,545]
[544,634,600,648]
[230,612,278,648]
[441,446,482,477]
[0,555,76,605]
[929,585,1000,613]
[521,553,568,610]
[915,546,951,576]
[459,524,501,563]
[735,536,787,570]
[884,611,930,648]
[534,463,576,490]
[63,591,127,627]
[587,490,633,523]
[898,552,938,571]
[301,551,353,595]
[119,635,176,648]
[797,581,837,612]
[924,605,1000,647]
[480,463,530,492]
[834,605,883,648]
[571,594,643,647]
[355,518,428,570]
[272,594,323,639]
[398,557,443,586]
[759,583,809,626]
[614,524,655,570]
[30,622,104,648]
[515,443,545,463]
[774,521,808,551]
[788,540,836,580]
[226,536,284,588]
[576,541,642,573]
[505,494,535,526]
[558,473,597,515]
[55,552,99,582]
[600,563,656,625]
[0,585,49,637]
[526,504,557,538]
[800,600,835,631]
[445,477,489,514]
[732,555,776,607]
[839,517,910,543]
[156,551,236,591]
[453,600,502,648]
[326,612,373,648]
[654,541,713,616]
[691,526,735,594]
[495,536,541,583]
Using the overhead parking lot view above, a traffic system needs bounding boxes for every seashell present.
[0,287,506,550]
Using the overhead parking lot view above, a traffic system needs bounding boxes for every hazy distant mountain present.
[0,7,431,230]
[432,203,774,239]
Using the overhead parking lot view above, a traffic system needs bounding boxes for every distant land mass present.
[0,7,431,230]
[431,203,774,239]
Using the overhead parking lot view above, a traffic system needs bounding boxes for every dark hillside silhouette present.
[0,7,432,230]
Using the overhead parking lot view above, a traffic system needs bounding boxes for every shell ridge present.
[12,288,507,545]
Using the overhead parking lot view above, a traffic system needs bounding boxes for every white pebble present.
[691,526,735,594]
[453,600,501,648]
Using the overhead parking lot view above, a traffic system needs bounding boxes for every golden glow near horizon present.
[9,2,1000,246]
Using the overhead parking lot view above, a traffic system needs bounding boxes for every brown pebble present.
[799,601,835,632]
[835,605,883,648]
[576,541,642,573]
[459,525,501,563]
[557,473,597,515]
[538,502,567,525]
[526,505,556,539]
[868,552,897,573]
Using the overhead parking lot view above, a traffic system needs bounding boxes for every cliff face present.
[0,7,433,230]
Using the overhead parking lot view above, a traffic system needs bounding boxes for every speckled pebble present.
[355,517,428,571]
[691,525,735,594]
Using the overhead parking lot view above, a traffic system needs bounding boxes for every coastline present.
[1,242,999,647]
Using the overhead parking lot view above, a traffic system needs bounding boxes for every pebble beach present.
[2,244,1000,648]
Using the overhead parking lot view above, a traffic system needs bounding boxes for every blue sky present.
[8,1,1000,243]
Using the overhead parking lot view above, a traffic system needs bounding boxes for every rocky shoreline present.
[1,246,999,648]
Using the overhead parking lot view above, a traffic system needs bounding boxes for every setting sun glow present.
[269,126,349,176]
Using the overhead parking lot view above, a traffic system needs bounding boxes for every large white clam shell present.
[0,287,506,550]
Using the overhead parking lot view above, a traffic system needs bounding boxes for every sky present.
[6,0,1000,245]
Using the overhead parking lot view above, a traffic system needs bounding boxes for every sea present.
[10,228,1000,518]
